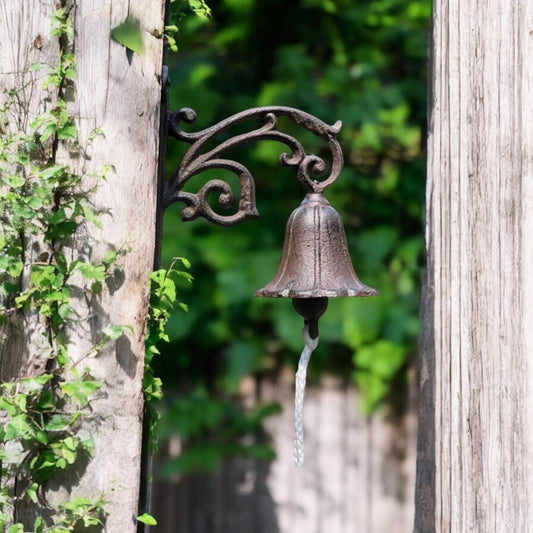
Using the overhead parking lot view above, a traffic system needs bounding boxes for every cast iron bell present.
[165,105,379,467]
[255,192,377,338]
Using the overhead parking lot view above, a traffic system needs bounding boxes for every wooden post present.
[0,1,165,530]
[416,1,533,530]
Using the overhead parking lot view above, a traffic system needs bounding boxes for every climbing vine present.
[164,0,212,52]
[143,257,192,451]
[0,6,127,531]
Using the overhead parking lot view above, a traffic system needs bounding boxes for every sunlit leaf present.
[111,17,144,55]
[137,513,157,526]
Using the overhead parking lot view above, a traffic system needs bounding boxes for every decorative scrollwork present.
[164,106,343,226]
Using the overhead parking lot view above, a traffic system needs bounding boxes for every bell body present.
[255,192,377,299]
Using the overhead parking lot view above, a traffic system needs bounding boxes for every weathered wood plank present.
[54,2,165,530]
[0,1,165,530]
[151,371,416,532]
[416,1,533,530]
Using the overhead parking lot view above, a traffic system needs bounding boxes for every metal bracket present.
[163,106,344,227]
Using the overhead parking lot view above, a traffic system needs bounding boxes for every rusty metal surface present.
[254,193,378,300]
[164,106,378,314]
[164,107,343,226]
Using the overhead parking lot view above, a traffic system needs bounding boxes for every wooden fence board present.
[152,370,416,532]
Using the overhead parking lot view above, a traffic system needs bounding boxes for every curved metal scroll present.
[164,106,343,226]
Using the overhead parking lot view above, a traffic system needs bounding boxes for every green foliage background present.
[156,0,430,474]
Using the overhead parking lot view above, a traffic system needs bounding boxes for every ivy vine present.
[0,2,215,530]
[165,0,212,52]
[0,6,127,531]
[143,257,192,451]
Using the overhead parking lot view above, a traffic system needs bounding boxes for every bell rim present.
[254,286,379,298]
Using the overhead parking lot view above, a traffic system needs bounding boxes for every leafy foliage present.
[0,6,122,530]
[144,257,192,449]
[145,255,281,474]
[159,389,280,476]
[165,0,213,52]
[156,0,429,475]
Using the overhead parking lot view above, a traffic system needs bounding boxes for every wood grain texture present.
[0,0,60,381]
[1,1,165,530]
[416,1,533,530]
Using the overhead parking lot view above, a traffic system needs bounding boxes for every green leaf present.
[30,265,57,287]
[57,124,77,140]
[2,260,15,279]
[28,482,39,504]
[188,0,212,19]
[33,516,45,532]
[36,164,67,179]
[61,379,101,406]
[29,62,46,72]
[36,388,55,412]
[13,394,27,413]
[355,340,406,379]
[5,415,33,440]
[77,262,106,281]
[52,437,79,464]
[111,17,144,55]
[176,256,191,269]
[58,301,71,319]
[102,324,132,340]
[102,250,117,267]
[0,397,16,416]
[90,281,103,294]
[44,414,74,431]
[6,259,22,278]
[136,513,157,526]
[175,270,193,282]
[35,430,48,445]
[40,122,57,142]
[6,174,25,187]
[60,496,92,510]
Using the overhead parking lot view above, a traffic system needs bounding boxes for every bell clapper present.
[294,322,319,467]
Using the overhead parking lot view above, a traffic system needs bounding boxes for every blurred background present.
[151,0,430,531]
